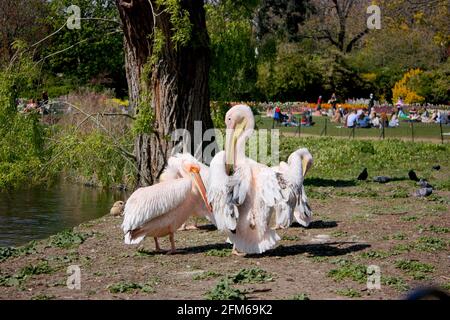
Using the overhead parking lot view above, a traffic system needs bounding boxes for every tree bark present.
[116,0,213,187]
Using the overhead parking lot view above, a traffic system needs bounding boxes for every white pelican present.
[161,152,238,233]
[272,148,313,229]
[160,153,212,230]
[209,104,283,255]
[121,160,212,254]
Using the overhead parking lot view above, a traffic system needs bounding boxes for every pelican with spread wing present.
[209,104,283,255]
[272,148,313,229]
[121,160,212,254]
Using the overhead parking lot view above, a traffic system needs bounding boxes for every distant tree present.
[0,0,50,65]
[206,0,259,101]
[300,0,370,54]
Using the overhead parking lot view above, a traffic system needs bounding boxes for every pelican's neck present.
[235,128,253,167]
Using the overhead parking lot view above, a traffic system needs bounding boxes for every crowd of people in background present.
[16,91,50,115]
[266,93,449,129]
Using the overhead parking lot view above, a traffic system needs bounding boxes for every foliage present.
[229,268,274,284]
[382,276,409,292]
[205,278,247,300]
[49,230,92,249]
[206,1,259,101]
[204,248,232,257]
[327,259,367,284]
[193,271,222,281]
[156,0,192,48]
[392,69,425,104]
[0,46,52,190]
[335,288,362,298]
[0,241,37,263]
[395,259,435,280]
[41,0,126,97]
[0,261,54,287]
[108,281,154,294]
[291,293,310,300]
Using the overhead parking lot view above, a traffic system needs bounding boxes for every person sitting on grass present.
[389,112,399,127]
[357,112,371,128]
[331,110,342,123]
[346,110,358,128]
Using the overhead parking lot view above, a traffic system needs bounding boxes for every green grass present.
[193,271,222,281]
[414,236,448,252]
[108,281,155,294]
[360,250,391,259]
[281,235,300,241]
[229,268,274,284]
[335,288,362,298]
[205,278,247,300]
[395,259,435,280]
[392,233,407,240]
[417,225,449,234]
[327,260,367,284]
[291,293,310,300]
[205,248,232,257]
[331,231,348,238]
[49,230,92,249]
[278,136,449,180]
[0,241,37,262]
[0,261,55,287]
[382,276,410,292]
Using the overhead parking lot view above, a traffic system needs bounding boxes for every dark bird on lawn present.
[413,188,433,198]
[357,168,368,181]
[408,170,420,182]
[418,179,433,189]
[432,165,441,171]
[373,176,391,184]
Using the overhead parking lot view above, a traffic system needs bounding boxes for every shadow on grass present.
[139,240,370,259]
[305,178,356,188]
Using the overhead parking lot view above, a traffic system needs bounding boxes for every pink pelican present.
[272,148,314,229]
[209,104,283,255]
[159,153,212,230]
[121,160,212,254]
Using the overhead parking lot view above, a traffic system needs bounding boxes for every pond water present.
[0,183,127,248]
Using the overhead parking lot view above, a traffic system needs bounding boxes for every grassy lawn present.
[257,116,448,141]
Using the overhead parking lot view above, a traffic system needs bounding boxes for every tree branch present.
[119,0,133,9]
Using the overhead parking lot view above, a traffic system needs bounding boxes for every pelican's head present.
[224,105,255,175]
[292,148,313,178]
[182,161,213,213]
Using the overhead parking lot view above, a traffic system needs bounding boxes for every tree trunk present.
[116,0,213,187]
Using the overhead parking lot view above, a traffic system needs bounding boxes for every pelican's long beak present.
[191,168,213,213]
[301,157,312,178]
[225,119,247,175]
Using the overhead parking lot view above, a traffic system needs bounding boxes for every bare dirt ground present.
[0,179,449,300]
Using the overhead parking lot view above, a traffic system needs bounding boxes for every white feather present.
[121,179,192,237]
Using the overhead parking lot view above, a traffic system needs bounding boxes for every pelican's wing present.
[207,151,237,231]
[122,178,192,243]
[230,164,252,206]
[274,172,297,228]
[160,153,210,185]
[254,167,283,234]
